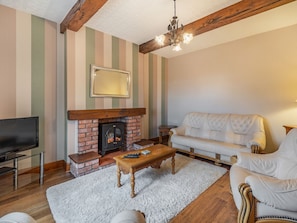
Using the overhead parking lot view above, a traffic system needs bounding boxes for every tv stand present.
[0,151,44,189]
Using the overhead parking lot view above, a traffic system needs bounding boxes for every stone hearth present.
[67,108,146,177]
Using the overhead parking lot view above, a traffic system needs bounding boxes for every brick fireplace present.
[67,108,146,177]
[77,116,142,154]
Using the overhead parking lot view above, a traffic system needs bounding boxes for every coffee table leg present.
[130,169,135,198]
[117,165,121,187]
[171,155,175,174]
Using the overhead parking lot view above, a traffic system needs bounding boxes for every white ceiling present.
[1,0,297,58]
[0,0,76,23]
[85,0,241,45]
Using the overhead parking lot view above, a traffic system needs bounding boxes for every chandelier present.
[155,0,193,51]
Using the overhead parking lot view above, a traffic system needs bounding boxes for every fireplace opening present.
[99,122,125,156]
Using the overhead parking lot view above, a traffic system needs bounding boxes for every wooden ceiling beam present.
[139,0,295,54]
[60,0,108,34]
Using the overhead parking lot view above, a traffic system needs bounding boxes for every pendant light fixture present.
[155,0,193,51]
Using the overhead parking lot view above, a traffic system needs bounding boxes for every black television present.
[0,116,39,159]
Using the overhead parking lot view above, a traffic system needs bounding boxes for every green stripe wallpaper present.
[86,27,95,109]
[31,16,45,157]
[132,43,139,108]
[112,36,120,108]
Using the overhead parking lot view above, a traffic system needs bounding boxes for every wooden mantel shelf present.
[68,108,146,120]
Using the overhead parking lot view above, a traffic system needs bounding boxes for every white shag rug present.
[46,154,227,223]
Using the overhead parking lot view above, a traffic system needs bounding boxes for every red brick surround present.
[77,116,142,154]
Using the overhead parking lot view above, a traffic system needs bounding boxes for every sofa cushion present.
[207,113,228,131]
[185,127,204,138]
[171,135,249,157]
[183,112,207,128]
[224,114,261,146]
[246,175,297,212]
[230,114,256,135]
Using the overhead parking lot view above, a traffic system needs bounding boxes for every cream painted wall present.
[168,24,297,153]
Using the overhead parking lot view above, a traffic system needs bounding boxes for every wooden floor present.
[0,154,238,223]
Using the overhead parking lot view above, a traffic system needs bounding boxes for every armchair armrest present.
[238,183,296,223]
[238,183,256,223]
[236,152,278,177]
[246,175,297,212]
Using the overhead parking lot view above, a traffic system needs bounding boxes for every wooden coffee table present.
[113,144,176,198]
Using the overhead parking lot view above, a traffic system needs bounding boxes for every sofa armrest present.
[168,126,185,147]
[246,175,297,211]
[251,145,260,153]
[247,132,266,152]
[170,126,185,135]
[236,152,278,177]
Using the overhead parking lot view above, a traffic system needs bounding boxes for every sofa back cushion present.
[183,112,264,146]
[207,113,229,141]
[183,112,207,129]
[225,114,262,146]
[184,112,208,138]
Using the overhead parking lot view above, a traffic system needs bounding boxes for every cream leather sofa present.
[168,112,266,165]
[230,128,297,222]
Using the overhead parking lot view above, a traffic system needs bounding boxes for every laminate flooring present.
[0,155,238,223]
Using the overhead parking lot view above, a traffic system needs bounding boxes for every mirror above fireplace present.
[90,65,131,98]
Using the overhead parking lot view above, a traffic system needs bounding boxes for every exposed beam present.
[139,0,295,54]
[60,0,108,34]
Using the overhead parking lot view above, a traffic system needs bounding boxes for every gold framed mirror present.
[90,65,131,98]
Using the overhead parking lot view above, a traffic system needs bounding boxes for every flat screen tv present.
[0,116,39,158]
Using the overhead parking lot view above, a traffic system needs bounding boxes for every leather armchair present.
[230,128,297,223]
[0,212,36,223]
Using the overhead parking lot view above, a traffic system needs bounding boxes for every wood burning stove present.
[99,122,125,156]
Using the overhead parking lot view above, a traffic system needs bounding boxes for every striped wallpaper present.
[66,27,168,156]
[0,4,169,166]
[0,5,57,166]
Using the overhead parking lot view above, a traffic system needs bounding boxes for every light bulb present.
[172,43,182,51]
[155,35,165,46]
[183,33,193,44]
